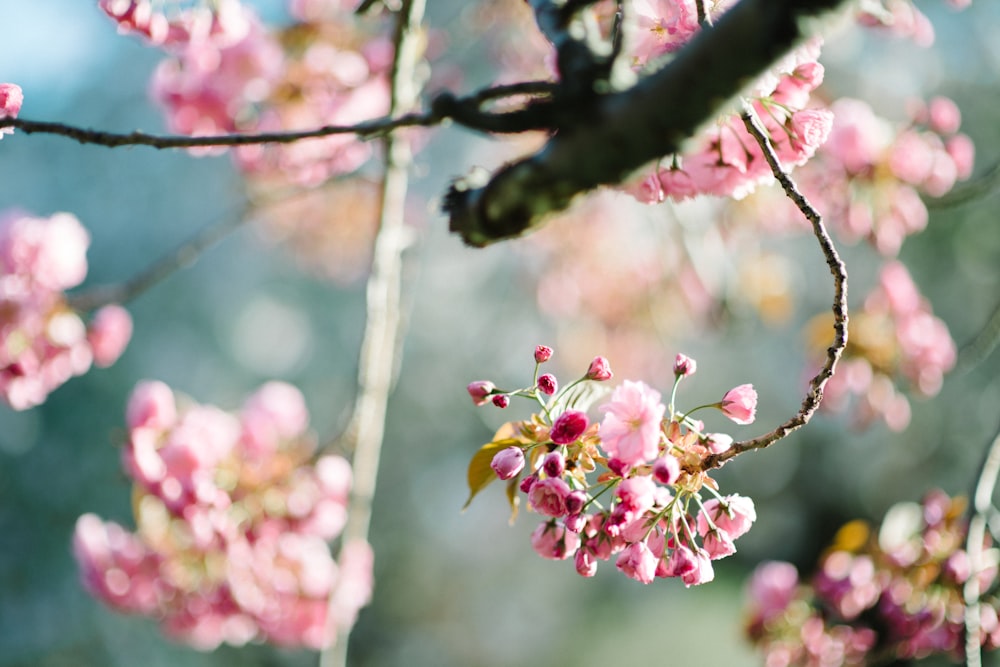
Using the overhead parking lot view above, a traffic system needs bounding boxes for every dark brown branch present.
[701,103,848,470]
[0,81,557,150]
[446,0,847,247]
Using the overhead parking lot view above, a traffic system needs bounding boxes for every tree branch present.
[446,0,847,246]
[0,81,557,150]
[964,423,1000,667]
[320,0,425,663]
[701,102,848,470]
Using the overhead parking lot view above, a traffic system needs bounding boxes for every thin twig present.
[0,81,556,150]
[702,103,848,470]
[319,0,425,664]
[964,423,1000,667]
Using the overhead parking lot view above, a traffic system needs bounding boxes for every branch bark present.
[446,0,847,246]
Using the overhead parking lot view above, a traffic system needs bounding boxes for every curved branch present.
[701,103,848,470]
[446,0,847,246]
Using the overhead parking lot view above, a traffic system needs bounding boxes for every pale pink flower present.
[698,494,757,540]
[529,477,571,517]
[616,476,657,514]
[550,410,589,444]
[616,541,658,584]
[586,356,613,381]
[747,561,799,622]
[490,446,525,480]
[88,304,133,367]
[702,528,737,560]
[720,384,757,425]
[0,83,23,138]
[466,380,495,406]
[126,380,177,430]
[599,381,666,467]
[652,455,680,485]
[673,353,697,377]
[531,521,580,560]
[681,548,715,586]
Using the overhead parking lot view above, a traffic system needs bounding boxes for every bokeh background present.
[2,1,1000,665]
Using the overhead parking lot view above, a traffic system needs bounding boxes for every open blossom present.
[616,541,658,584]
[0,83,23,138]
[531,521,579,560]
[599,381,666,467]
[720,384,757,424]
[529,477,571,517]
[698,495,757,540]
[76,381,367,650]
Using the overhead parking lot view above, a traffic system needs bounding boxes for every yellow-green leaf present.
[463,438,522,510]
[505,476,521,525]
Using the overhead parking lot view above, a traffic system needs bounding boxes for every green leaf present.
[505,476,521,525]
[463,438,522,510]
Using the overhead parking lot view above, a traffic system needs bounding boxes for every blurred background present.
[2,0,1000,665]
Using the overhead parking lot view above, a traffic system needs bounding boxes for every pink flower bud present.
[126,380,177,430]
[616,541,657,584]
[720,384,757,425]
[534,345,553,363]
[542,451,565,478]
[550,410,588,444]
[607,457,630,477]
[490,446,525,480]
[586,356,613,381]
[565,511,587,533]
[491,394,510,409]
[0,83,23,139]
[564,491,587,516]
[705,433,733,454]
[575,547,598,577]
[530,521,579,560]
[88,304,133,367]
[928,96,961,135]
[652,456,681,485]
[697,494,757,540]
[702,528,737,560]
[519,474,537,494]
[537,373,557,395]
[466,380,495,406]
[673,353,697,377]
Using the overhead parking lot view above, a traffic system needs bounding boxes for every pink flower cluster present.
[101,0,391,185]
[0,82,23,139]
[466,348,759,585]
[73,381,371,650]
[746,490,1000,665]
[0,210,132,409]
[814,260,955,432]
[750,96,974,256]
[624,26,832,204]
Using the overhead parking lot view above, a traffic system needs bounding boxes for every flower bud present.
[542,451,564,478]
[565,512,587,533]
[652,456,681,485]
[720,384,757,425]
[550,410,588,445]
[586,356,613,381]
[490,447,525,480]
[534,345,553,363]
[537,373,557,395]
[491,394,510,409]
[466,380,495,406]
[564,490,587,516]
[672,353,697,378]
[519,475,537,494]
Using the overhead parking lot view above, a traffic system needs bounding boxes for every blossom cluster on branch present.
[0,209,132,409]
[465,347,758,584]
[746,490,1000,665]
[74,381,371,650]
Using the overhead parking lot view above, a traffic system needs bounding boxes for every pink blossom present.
[586,356,613,381]
[542,451,565,478]
[599,380,666,467]
[747,561,799,622]
[927,96,962,135]
[946,133,975,180]
[720,384,757,425]
[466,380,495,406]
[564,491,587,516]
[673,353,697,377]
[616,541,658,584]
[537,373,557,395]
[575,547,598,577]
[702,528,737,560]
[616,476,657,515]
[490,446,525,480]
[126,380,177,430]
[0,83,23,138]
[529,477,571,517]
[534,345,553,363]
[652,456,681,485]
[698,495,757,540]
[530,522,580,560]
[491,394,510,408]
[682,548,715,586]
[241,382,309,457]
[87,305,133,367]
[550,410,589,444]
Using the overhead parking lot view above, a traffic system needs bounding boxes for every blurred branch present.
[0,81,556,149]
[446,0,847,247]
[702,103,848,470]
[66,183,323,312]
[956,297,1000,373]
[928,161,1000,209]
[320,0,425,664]
[964,423,1000,667]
